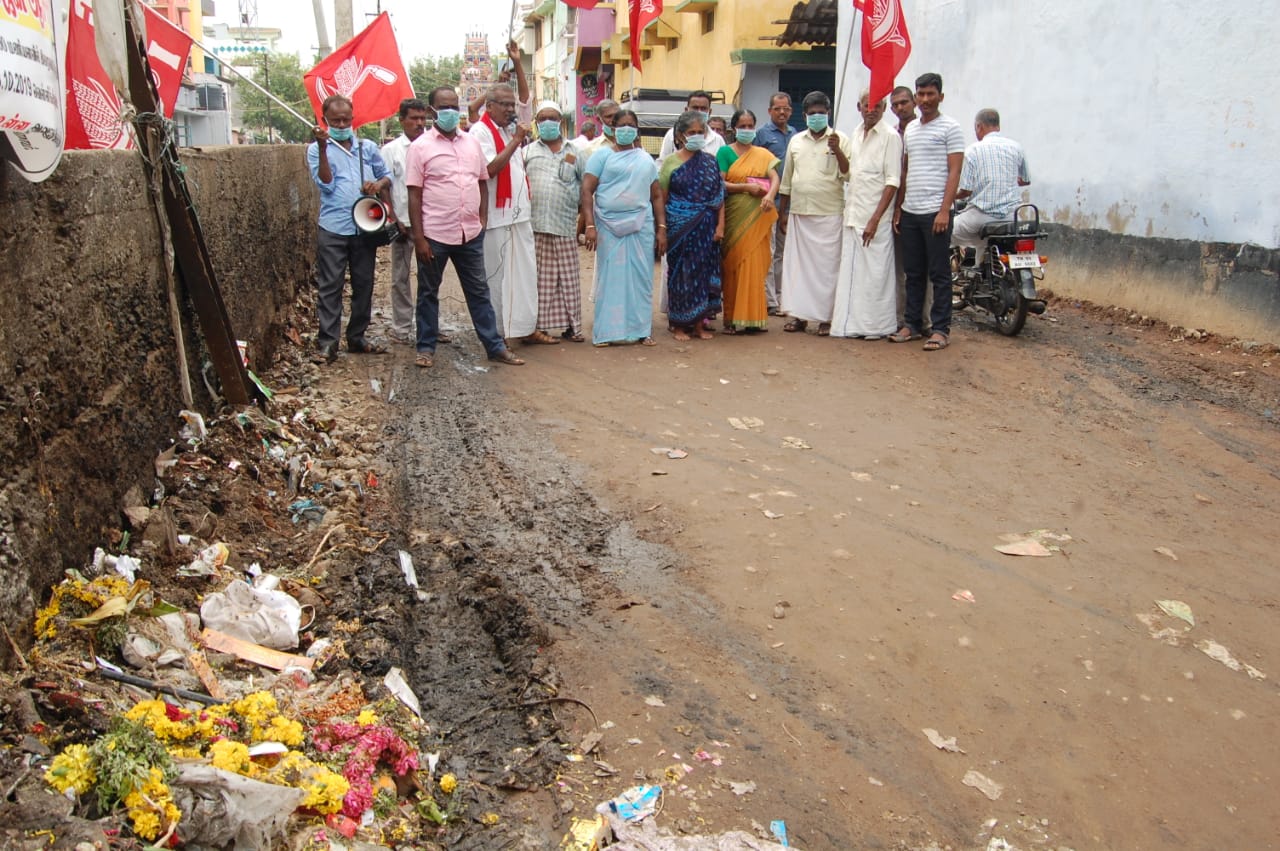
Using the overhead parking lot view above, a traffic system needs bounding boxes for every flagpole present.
[833,3,858,123]
[193,37,316,129]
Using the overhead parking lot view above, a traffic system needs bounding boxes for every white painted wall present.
[836,0,1280,247]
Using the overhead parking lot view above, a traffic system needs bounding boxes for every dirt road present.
[351,249,1279,850]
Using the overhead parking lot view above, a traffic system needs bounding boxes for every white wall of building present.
[836,0,1279,247]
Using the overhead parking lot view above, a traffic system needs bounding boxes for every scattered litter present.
[922,728,965,753]
[781,436,811,450]
[600,784,662,823]
[1194,493,1213,504]
[962,769,1003,800]
[384,665,423,716]
[770,641,785,649]
[849,471,873,482]
[397,550,430,602]
[652,470,669,476]
[667,449,689,459]
[1154,546,1179,560]
[1196,639,1266,680]
[199,628,314,672]
[561,815,608,850]
[170,764,304,849]
[644,694,667,707]
[762,369,780,376]
[762,509,784,520]
[1230,709,1246,720]
[868,776,884,786]
[908,500,921,507]
[729,780,757,796]
[952,589,976,603]
[1137,612,1186,645]
[728,417,765,430]
[772,603,787,619]
[180,541,229,577]
[719,379,730,385]
[1155,599,1194,627]
[997,529,1072,555]
[770,820,789,847]
[179,410,208,441]
[580,731,604,755]
[995,538,1054,557]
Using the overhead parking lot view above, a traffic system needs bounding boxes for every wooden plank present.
[186,649,227,701]
[200,628,314,672]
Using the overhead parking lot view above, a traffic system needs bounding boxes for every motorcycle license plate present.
[1008,253,1041,269]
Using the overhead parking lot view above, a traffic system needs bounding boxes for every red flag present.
[629,0,662,72]
[305,13,413,126]
[859,0,911,106]
[561,0,601,8]
[140,4,195,118]
[65,0,133,150]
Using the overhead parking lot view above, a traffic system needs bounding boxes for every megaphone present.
[352,195,390,233]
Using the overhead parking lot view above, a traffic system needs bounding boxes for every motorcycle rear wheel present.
[993,272,1029,336]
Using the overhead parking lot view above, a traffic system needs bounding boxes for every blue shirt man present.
[306,94,392,362]
[754,92,796,313]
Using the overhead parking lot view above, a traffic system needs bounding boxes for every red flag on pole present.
[629,0,662,72]
[858,0,911,106]
[65,0,133,150]
[140,4,195,118]
[561,0,601,8]
[304,12,413,126]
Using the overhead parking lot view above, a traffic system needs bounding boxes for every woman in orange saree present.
[716,109,780,334]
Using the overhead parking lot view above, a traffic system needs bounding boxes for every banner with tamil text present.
[0,0,65,181]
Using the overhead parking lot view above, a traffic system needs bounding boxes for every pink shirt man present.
[405,126,488,245]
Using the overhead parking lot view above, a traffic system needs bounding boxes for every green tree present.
[235,52,315,143]
[409,55,464,100]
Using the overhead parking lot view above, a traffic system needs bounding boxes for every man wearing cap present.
[471,81,539,344]
[524,101,588,343]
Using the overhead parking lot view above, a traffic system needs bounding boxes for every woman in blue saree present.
[659,111,726,341]
[581,109,668,346]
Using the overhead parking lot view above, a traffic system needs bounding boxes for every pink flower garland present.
[311,721,420,817]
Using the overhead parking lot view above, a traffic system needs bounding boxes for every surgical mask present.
[433,109,460,132]
[806,113,829,133]
[732,128,757,145]
[614,126,638,146]
[683,133,706,152]
[602,124,615,138]
[694,110,709,123]
[327,126,353,141]
[537,120,561,141]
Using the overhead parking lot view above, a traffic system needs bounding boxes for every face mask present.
[694,110,709,123]
[537,120,561,141]
[733,128,757,145]
[614,126,639,146]
[602,124,615,138]
[433,109,460,132]
[683,133,706,152]
[806,113,829,133]
[327,126,353,141]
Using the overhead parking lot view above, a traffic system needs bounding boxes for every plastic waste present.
[181,542,229,577]
[200,578,302,649]
[171,764,304,849]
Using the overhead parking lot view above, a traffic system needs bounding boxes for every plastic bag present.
[171,764,304,849]
[200,578,302,649]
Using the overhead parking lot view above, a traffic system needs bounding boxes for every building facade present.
[522,1,617,135]
[460,32,496,109]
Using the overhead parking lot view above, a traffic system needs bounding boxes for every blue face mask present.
[433,108,461,132]
[602,124,615,138]
[683,133,706,152]
[327,125,353,141]
[614,126,639,146]
[806,113,829,133]
[733,128,757,145]
[537,120,561,141]
[693,110,710,123]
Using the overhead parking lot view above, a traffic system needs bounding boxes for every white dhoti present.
[484,220,538,339]
[831,224,899,338]
[779,214,843,323]
[952,206,1001,251]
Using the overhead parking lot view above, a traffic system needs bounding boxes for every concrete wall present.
[833,0,1280,340]
[0,146,316,662]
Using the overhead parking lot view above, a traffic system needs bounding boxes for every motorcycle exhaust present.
[1028,300,1047,315]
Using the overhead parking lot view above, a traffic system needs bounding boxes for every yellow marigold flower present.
[439,773,457,794]
[44,744,96,795]
[356,709,379,726]
[208,739,252,775]
[123,767,179,841]
[481,812,500,826]
[300,766,350,814]
[261,716,304,746]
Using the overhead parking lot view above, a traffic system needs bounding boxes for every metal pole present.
[334,0,354,44]
[311,0,332,57]
[263,54,273,143]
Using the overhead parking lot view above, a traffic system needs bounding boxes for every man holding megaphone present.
[308,94,393,363]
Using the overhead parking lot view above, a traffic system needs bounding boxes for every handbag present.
[355,140,398,248]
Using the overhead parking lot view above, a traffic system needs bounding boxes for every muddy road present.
[338,251,1279,850]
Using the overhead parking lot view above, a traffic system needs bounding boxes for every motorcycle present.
[951,202,1048,336]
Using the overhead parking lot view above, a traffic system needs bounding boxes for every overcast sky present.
[208,0,521,63]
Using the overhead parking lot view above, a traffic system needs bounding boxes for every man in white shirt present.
[380,98,429,345]
[471,83,539,343]
[952,108,1030,250]
[892,72,964,351]
[570,119,598,149]
[830,91,902,340]
[658,90,725,158]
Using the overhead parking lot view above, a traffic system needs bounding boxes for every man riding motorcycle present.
[952,108,1029,252]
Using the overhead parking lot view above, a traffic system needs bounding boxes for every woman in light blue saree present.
[581,109,668,346]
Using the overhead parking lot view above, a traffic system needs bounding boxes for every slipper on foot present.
[415,352,434,368]
[348,338,388,354]
[887,328,923,343]
[490,349,526,365]
[923,334,950,351]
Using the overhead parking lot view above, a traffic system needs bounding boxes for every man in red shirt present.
[406,86,524,367]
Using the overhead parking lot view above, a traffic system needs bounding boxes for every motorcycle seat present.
[979,220,1022,238]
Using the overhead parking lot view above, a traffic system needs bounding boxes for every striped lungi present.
[533,232,583,332]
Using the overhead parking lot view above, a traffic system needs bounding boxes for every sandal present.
[490,349,526,366]
[561,328,586,343]
[887,327,923,343]
[347,338,388,354]
[640,337,656,347]
[415,352,434,368]
[524,330,561,345]
[783,319,808,333]
[923,333,950,351]
[817,323,831,337]
[593,341,610,348]
[721,325,739,335]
